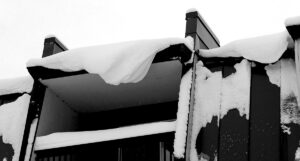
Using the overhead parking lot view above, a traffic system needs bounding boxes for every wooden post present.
[185,11,220,50]
[19,37,68,161]
[184,10,220,161]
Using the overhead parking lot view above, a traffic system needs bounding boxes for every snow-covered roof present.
[0,76,33,96]
[199,31,290,63]
[285,16,300,27]
[186,8,198,14]
[34,121,175,151]
[27,37,193,85]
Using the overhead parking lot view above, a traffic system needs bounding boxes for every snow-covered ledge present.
[35,121,176,151]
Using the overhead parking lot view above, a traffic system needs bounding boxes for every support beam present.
[184,10,220,161]
[19,36,68,161]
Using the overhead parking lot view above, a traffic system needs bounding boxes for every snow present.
[191,61,222,161]
[24,118,38,161]
[45,34,56,39]
[184,51,195,65]
[184,37,194,64]
[281,124,291,135]
[199,156,209,161]
[0,76,33,95]
[173,69,192,158]
[296,147,300,160]
[34,121,176,151]
[285,16,300,27]
[186,60,251,161]
[265,61,281,87]
[0,94,31,161]
[294,40,300,105]
[27,37,193,85]
[280,59,300,125]
[220,59,251,119]
[199,32,289,64]
[186,8,198,13]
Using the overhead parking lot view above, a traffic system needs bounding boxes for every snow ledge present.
[35,121,176,151]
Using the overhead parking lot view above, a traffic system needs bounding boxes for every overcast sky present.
[1,0,300,78]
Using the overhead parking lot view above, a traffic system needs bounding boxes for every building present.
[0,10,299,161]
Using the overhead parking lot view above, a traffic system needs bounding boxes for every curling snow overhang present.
[27,38,192,113]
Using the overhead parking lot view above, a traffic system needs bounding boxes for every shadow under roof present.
[27,43,192,113]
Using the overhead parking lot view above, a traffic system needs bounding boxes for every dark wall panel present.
[249,63,281,161]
